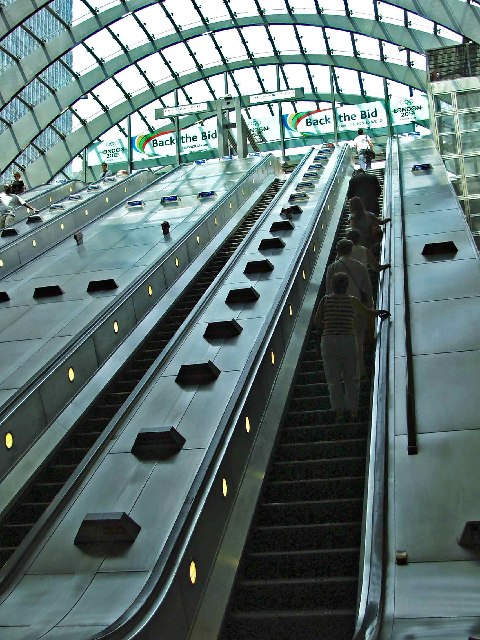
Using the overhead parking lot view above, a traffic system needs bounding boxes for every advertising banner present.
[283,101,387,138]
[389,95,429,125]
[87,137,128,166]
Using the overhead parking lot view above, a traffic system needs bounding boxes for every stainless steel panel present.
[411,296,480,355]
[59,571,149,626]
[390,617,480,640]
[405,230,476,265]
[406,258,480,302]
[175,371,244,449]
[395,561,480,618]
[0,336,71,390]
[0,390,46,479]
[162,242,190,289]
[39,337,99,424]
[395,430,480,562]
[0,573,94,626]
[41,627,105,639]
[404,209,467,236]
[92,296,137,365]
[28,453,155,575]
[99,449,204,572]
[412,349,480,432]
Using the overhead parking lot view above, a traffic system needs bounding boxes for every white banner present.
[390,95,429,124]
[88,137,128,166]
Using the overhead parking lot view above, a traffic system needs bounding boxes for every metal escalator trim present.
[0,173,287,584]
[353,141,394,640]
[0,167,165,260]
[0,156,273,446]
[85,146,353,639]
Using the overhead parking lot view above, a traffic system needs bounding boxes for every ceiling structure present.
[0,0,479,185]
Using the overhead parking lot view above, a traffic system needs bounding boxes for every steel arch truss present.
[0,0,478,182]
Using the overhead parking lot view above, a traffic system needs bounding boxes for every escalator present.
[220,169,385,640]
[0,177,286,569]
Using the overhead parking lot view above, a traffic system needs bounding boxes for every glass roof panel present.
[165,2,203,29]
[325,28,354,55]
[282,64,311,88]
[376,2,405,26]
[184,80,216,103]
[189,34,224,68]
[317,0,346,16]
[259,0,290,14]
[84,30,122,62]
[193,0,230,23]
[114,66,147,97]
[406,11,435,34]
[289,0,319,13]
[214,30,247,62]
[268,25,303,53]
[308,66,332,93]
[163,42,198,76]
[257,66,279,92]
[227,0,261,19]
[111,15,148,50]
[137,54,172,85]
[135,5,177,39]
[334,68,362,94]
[91,78,125,106]
[383,41,408,66]
[354,33,380,59]
[72,44,98,75]
[297,26,328,54]
[242,26,275,56]
[360,73,385,98]
[231,68,263,96]
[350,2,375,20]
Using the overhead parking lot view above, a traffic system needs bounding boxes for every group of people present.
[0,171,38,229]
[314,166,391,422]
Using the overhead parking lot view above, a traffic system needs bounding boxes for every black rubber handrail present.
[352,138,393,640]
[396,137,418,455]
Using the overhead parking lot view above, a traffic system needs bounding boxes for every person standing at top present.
[0,184,38,228]
[10,171,25,195]
[347,168,382,216]
[353,128,374,170]
[99,162,112,180]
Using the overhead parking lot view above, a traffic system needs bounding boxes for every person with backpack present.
[353,128,374,170]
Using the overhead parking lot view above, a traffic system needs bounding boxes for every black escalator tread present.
[0,177,285,568]
[220,171,386,640]
[222,608,355,640]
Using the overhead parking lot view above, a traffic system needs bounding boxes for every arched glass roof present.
[0,0,478,185]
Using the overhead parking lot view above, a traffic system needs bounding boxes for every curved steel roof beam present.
[9,53,425,184]
[0,10,457,111]
[386,0,480,43]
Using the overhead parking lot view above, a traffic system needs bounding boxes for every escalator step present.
[232,576,358,611]
[258,498,363,526]
[281,422,366,443]
[270,456,366,481]
[242,548,360,580]
[276,439,367,461]
[221,608,355,640]
[264,476,365,502]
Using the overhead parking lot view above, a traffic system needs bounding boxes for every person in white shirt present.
[353,128,373,170]
[0,184,38,229]
[99,162,112,180]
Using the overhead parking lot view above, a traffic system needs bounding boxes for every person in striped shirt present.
[314,272,390,422]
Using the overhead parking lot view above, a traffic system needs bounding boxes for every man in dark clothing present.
[347,168,382,216]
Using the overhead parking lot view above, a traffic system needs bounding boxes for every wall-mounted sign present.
[390,95,429,124]
[161,102,209,117]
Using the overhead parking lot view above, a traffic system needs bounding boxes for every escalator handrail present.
[353,139,395,640]
[90,145,351,640]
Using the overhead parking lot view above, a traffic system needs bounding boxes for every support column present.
[216,101,230,157]
[329,66,338,145]
[235,98,248,159]
[174,90,181,166]
[127,114,133,173]
[383,78,394,138]
[277,64,286,161]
